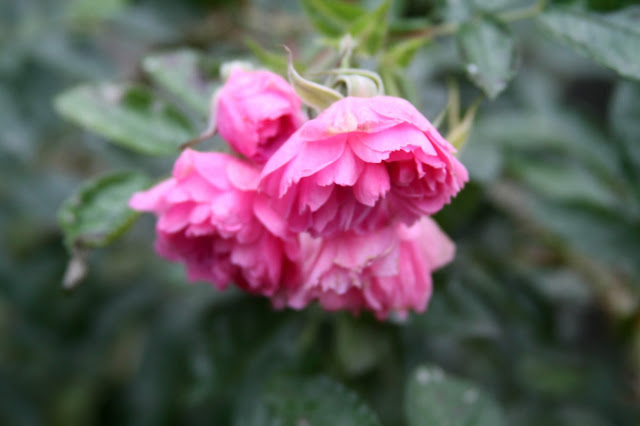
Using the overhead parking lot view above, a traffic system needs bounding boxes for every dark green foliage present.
[538,6,640,81]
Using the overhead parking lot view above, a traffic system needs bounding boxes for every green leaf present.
[300,0,365,37]
[405,365,507,426]
[603,5,640,32]
[382,36,430,68]
[58,171,151,250]
[515,353,588,397]
[379,68,419,107]
[475,110,621,181]
[523,192,640,275]
[246,43,278,66]
[508,159,619,208]
[349,0,391,55]
[142,49,217,117]
[610,81,640,189]
[64,0,128,24]
[264,376,382,426]
[245,38,295,76]
[457,18,518,99]
[335,315,390,376]
[55,84,195,156]
[439,0,520,23]
[537,7,640,80]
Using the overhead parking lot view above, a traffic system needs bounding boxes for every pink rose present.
[286,217,455,319]
[216,69,305,163]
[129,149,299,297]
[260,96,468,237]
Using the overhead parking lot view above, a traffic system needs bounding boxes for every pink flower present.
[216,69,305,163]
[129,149,299,297]
[285,217,455,319]
[260,96,468,237]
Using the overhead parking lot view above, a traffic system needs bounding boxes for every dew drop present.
[463,389,478,404]
[101,84,124,103]
[416,368,431,384]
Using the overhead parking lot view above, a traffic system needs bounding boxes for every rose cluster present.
[130,68,468,319]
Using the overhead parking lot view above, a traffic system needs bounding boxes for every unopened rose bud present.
[216,68,305,163]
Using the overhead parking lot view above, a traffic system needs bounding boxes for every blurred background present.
[1,0,639,425]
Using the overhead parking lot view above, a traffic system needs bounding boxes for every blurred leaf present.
[0,87,34,161]
[58,171,150,250]
[55,84,194,156]
[232,317,308,426]
[245,39,291,76]
[0,376,42,426]
[458,135,503,183]
[457,18,517,99]
[349,0,391,55]
[405,365,507,426]
[263,376,382,426]
[586,0,637,12]
[610,80,640,193]
[408,269,502,340]
[536,202,640,276]
[603,4,640,31]
[438,0,521,23]
[142,49,217,117]
[509,159,618,207]
[475,110,620,181]
[65,0,129,24]
[516,353,588,396]
[380,68,419,107]
[30,32,111,79]
[335,315,390,376]
[300,0,365,37]
[494,185,640,275]
[537,7,640,80]
[382,36,430,68]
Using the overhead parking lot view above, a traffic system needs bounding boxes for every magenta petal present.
[298,178,334,213]
[129,179,175,212]
[157,203,193,233]
[313,145,363,186]
[360,123,436,156]
[215,69,304,163]
[225,158,260,191]
[353,163,390,206]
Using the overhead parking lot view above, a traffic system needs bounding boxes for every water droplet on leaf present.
[463,389,478,404]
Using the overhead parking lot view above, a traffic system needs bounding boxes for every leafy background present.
[1,0,639,425]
